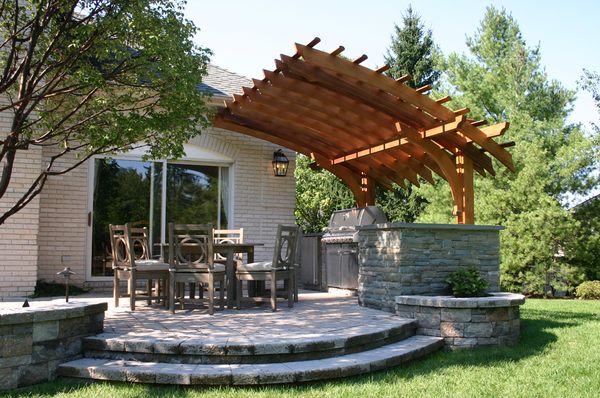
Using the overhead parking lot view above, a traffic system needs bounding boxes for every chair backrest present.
[129,226,152,261]
[168,223,214,270]
[108,224,151,269]
[272,225,300,270]
[213,228,244,261]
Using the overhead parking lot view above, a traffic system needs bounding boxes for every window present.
[90,158,230,277]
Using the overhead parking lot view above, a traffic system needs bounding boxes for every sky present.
[184,0,600,128]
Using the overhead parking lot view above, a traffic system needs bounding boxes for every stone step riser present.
[58,336,444,386]
[84,329,414,365]
[82,322,416,365]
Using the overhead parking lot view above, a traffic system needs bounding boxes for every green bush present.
[575,280,600,300]
[445,267,489,297]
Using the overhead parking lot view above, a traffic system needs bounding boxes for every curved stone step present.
[83,319,417,364]
[58,335,443,385]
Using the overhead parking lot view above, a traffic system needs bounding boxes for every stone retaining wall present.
[357,223,502,312]
[395,293,525,348]
[0,302,107,390]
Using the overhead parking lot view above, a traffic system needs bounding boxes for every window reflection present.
[91,159,228,277]
[166,164,226,228]
[91,159,153,277]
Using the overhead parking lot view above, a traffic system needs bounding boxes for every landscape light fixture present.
[57,267,76,302]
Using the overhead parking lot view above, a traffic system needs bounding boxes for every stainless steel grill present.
[321,206,387,289]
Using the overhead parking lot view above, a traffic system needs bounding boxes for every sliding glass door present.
[90,158,229,277]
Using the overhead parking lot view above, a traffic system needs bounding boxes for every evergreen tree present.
[580,69,600,133]
[417,7,599,294]
[569,69,600,281]
[384,5,441,88]
[569,196,600,281]
[376,5,443,221]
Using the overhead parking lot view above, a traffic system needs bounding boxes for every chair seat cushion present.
[174,263,226,273]
[236,261,273,272]
[134,260,170,271]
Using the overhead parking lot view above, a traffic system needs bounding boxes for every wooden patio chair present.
[176,228,244,301]
[109,224,170,311]
[213,228,244,263]
[168,223,225,315]
[236,225,300,311]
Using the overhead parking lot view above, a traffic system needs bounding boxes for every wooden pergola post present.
[357,173,376,207]
[455,153,475,224]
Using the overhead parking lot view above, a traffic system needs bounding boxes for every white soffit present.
[120,143,234,164]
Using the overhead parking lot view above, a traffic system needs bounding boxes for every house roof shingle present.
[199,64,250,98]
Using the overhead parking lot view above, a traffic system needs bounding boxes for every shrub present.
[29,280,88,298]
[575,281,600,300]
[445,267,489,297]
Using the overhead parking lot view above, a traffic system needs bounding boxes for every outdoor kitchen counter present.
[356,222,503,312]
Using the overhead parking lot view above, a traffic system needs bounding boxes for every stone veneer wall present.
[395,293,524,348]
[357,223,502,312]
[0,302,106,390]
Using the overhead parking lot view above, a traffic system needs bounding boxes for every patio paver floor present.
[104,291,405,343]
[2,291,404,342]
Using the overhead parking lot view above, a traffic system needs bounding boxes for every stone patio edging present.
[0,301,107,390]
[395,293,525,349]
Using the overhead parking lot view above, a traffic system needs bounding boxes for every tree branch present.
[0,134,17,199]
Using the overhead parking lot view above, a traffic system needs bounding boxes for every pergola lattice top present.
[213,38,515,224]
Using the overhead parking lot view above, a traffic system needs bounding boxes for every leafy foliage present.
[294,154,354,233]
[575,280,600,300]
[0,0,212,225]
[445,267,489,297]
[567,196,600,281]
[375,185,428,224]
[418,7,600,294]
[579,69,600,132]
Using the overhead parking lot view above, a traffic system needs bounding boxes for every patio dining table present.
[159,241,263,309]
[213,242,263,308]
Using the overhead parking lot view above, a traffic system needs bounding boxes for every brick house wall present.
[0,64,297,296]
[33,126,296,291]
[36,148,89,287]
[0,97,43,297]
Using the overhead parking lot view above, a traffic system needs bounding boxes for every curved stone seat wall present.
[395,293,525,348]
[356,223,502,312]
[0,302,107,390]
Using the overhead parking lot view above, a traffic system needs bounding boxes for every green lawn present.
[3,299,600,398]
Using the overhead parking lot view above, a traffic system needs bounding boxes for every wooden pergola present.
[213,38,515,224]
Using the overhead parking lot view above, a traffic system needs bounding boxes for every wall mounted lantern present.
[272,149,289,177]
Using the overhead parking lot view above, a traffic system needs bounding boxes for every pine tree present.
[375,5,443,222]
[384,5,441,88]
[418,7,599,294]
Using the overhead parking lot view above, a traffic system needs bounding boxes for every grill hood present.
[322,206,387,243]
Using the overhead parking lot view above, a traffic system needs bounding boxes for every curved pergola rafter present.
[212,38,515,224]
